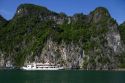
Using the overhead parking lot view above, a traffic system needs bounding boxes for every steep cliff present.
[0,4,125,69]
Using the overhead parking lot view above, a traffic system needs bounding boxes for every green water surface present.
[0,70,125,83]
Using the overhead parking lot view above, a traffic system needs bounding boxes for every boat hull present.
[21,67,64,70]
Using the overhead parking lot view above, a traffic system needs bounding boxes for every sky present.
[0,0,125,24]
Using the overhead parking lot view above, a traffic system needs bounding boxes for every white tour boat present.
[21,62,64,70]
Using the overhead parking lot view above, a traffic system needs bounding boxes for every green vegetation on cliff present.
[0,4,125,69]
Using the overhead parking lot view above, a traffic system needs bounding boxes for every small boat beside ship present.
[21,62,64,70]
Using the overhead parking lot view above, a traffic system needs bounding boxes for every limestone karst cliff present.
[0,4,125,69]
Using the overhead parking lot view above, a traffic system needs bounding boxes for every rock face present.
[24,39,83,69]
[15,4,52,17]
[90,7,110,23]
[0,53,5,67]
[40,39,83,68]
[0,51,13,68]
[0,4,125,69]
[106,23,124,54]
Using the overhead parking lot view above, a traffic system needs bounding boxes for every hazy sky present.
[0,0,125,24]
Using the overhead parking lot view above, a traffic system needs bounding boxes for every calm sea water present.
[0,69,125,83]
